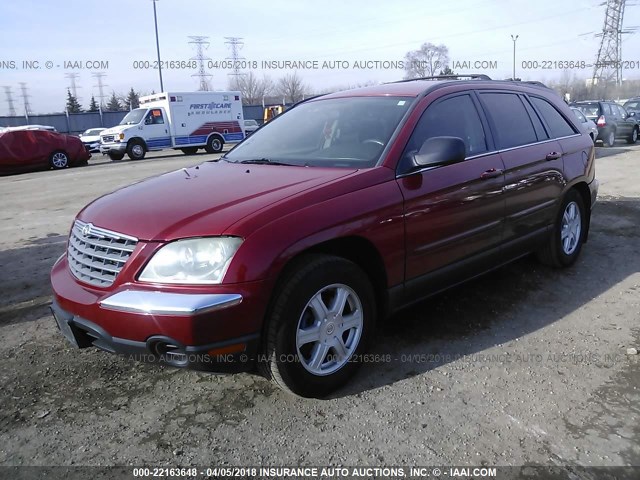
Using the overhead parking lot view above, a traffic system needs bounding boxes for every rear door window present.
[529,97,576,138]
[479,92,537,149]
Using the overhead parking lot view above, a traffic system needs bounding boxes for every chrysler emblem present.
[82,223,93,236]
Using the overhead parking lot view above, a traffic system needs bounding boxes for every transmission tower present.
[224,37,245,79]
[591,0,636,86]
[18,82,32,115]
[189,36,212,91]
[65,73,81,102]
[91,72,108,108]
[3,86,16,116]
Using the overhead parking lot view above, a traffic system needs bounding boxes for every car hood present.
[101,126,132,136]
[78,161,358,241]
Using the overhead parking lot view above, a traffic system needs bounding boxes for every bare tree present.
[229,72,275,105]
[276,72,307,103]
[403,43,450,79]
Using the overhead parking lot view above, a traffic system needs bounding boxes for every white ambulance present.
[99,91,245,160]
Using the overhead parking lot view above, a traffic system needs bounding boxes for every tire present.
[107,152,125,161]
[180,147,199,155]
[260,254,376,398]
[536,189,586,268]
[49,151,69,169]
[627,127,638,145]
[604,129,615,147]
[127,139,146,160]
[204,135,223,154]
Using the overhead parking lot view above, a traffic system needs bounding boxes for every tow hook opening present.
[149,340,189,367]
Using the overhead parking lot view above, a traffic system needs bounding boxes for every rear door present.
[478,91,565,248]
[397,92,506,285]
[615,104,634,138]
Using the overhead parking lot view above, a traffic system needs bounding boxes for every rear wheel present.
[204,135,223,154]
[260,254,376,398]
[604,129,616,147]
[127,139,146,160]
[49,151,69,169]
[537,189,586,268]
[180,147,199,155]
[627,127,638,144]
[107,152,124,161]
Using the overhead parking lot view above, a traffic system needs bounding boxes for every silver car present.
[571,108,598,144]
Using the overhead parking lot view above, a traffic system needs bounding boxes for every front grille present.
[101,135,115,143]
[67,220,138,287]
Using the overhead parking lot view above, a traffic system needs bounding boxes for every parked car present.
[571,107,598,143]
[0,129,90,175]
[623,97,640,115]
[572,100,638,146]
[79,128,106,153]
[51,77,598,397]
[244,119,260,135]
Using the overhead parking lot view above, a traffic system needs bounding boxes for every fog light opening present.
[151,341,188,367]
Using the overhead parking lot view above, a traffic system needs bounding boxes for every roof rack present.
[393,74,492,83]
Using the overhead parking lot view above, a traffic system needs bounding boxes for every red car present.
[0,129,90,175]
[50,76,598,397]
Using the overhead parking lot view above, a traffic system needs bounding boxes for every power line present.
[188,36,212,91]
[3,86,16,116]
[224,36,245,78]
[91,72,108,108]
[18,82,32,116]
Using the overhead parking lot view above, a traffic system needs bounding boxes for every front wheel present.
[260,254,376,398]
[107,152,125,161]
[627,127,638,144]
[127,139,146,160]
[536,189,586,268]
[49,151,69,169]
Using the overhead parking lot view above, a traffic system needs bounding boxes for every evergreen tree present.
[66,89,83,113]
[88,95,99,112]
[126,88,140,109]
[106,91,121,112]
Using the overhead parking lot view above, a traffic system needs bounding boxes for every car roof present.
[316,77,559,100]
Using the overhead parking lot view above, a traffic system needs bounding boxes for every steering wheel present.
[362,139,384,146]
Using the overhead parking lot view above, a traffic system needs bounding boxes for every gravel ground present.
[0,145,638,470]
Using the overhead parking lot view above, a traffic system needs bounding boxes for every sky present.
[1,0,639,114]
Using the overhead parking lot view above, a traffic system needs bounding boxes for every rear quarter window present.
[530,97,576,138]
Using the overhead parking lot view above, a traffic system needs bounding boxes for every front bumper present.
[50,256,268,373]
[99,142,127,154]
[51,299,258,372]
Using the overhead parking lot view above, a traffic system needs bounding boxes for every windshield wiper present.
[238,158,295,166]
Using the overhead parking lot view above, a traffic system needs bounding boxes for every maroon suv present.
[50,77,598,397]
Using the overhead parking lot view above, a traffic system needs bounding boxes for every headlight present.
[139,237,242,284]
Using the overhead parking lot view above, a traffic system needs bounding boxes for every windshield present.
[225,96,414,168]
[624,100,640,111]
[245,120,258,126]
[84,128,103,135]
[119,109,147,125]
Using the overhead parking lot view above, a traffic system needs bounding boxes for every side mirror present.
[413,136,466,168]
[628,112,636,118]
[144,116,152,125]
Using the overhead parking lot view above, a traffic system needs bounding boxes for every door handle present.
[546,152,562,160]
[480,168,503,179]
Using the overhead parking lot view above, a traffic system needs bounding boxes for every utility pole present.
[224,37,245,80]
[511,34,519,81]
[592,0,635,87]
[65,72,81,103]
[91,72,108,108]
[3,86,16,116]
[188,36,213,91]
[18,82,32,117]
[152,0,164,91]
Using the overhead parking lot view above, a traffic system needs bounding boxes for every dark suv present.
[51,75,598,397]
[572,100,639,147]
